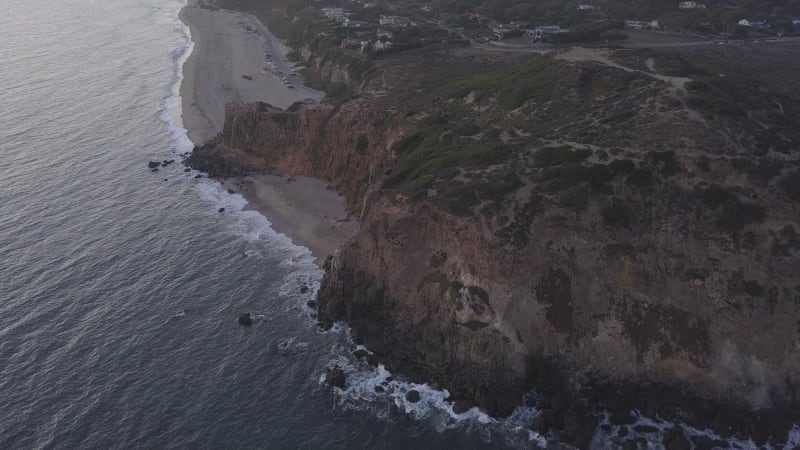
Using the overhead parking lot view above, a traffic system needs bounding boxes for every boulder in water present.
[353,348,368,359]
[663,426,691,450]
[405,389,421,403]
[306,299,317,309]
[218,208,225,213]
[452,399,472,414]
[325,366,346,389]
[238,313,253,326]
[300,285,310,294]
[148,161,160,169]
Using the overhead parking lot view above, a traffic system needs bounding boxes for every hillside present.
[187,0,800,446]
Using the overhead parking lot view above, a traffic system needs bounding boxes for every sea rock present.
[325,366,346,389]
[405,390,421,403]
[452,399,472,414]
[184,168,191,172]
[237,313,253,326]
[633,424,659,434]
[218,208,225,213]
[353,348,368,359]
[691,435,729,450]
[374,385,385,393]
[300,285,310,294]
[151,168,158,172]
[147,161,160,168]
[530,408,560,434]
[306,299,317,309]
[609,409,636,426]
[227,188,235,194]
[663,427,691,450]
[194,174,204,179]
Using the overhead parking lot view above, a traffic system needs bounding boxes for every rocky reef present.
[188,46,800,446]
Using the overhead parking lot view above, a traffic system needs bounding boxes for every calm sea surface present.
[0,0,540,448]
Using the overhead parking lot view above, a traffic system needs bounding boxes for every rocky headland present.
[186,0,800,446]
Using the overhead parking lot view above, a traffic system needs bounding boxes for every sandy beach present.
[180,0,356,262]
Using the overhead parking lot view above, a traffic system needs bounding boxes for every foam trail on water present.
[159,0,194,156]
[153,0,321,298]
[321,322,546,448]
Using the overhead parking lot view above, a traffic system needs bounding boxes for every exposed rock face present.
[185,99,406,204]
[187,51,800,444]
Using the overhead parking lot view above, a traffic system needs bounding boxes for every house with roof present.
[321,7,351,22]
[738,19,770,28]
[679,2,706,8]
[625,20,660,30]
[379,15,412,29]
[525,26,569,41]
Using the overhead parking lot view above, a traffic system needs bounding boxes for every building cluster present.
[679,2,706,9]
[624,20,660,30]
[379,15,413,29]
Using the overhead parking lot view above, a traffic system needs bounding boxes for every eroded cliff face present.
[188,51,800,445]
[186,99,407,205]
[317,183,799,440]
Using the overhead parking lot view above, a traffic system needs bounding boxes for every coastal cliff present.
[188,46,800,445]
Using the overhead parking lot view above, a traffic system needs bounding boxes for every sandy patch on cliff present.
[180,1,323,145]
[238,174,358,264]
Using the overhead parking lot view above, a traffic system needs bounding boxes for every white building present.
[625,20,660,30]
[577,3,599,10]
[679,2,706,9]
[321,7,351,22]
[738,19,769,28]
[379,15,412,28]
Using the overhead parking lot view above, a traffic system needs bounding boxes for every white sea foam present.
[155,0,194,158]
[158,0,322,319]
[319,323,551,449]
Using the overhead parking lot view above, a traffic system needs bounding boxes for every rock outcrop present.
[188,48,800,445]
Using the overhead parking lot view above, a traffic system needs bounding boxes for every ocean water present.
[0,0,541,448]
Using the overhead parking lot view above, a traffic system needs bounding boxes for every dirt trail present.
[557,47,691,89]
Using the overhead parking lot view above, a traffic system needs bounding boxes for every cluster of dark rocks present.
[147,159,176,172]
[325,366,346,389]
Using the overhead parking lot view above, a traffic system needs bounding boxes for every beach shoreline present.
[179,0,356,263]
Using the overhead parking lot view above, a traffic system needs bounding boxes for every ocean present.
[0,0,541,448]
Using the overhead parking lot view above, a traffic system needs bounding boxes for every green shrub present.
[646,150,681,176]
[626,168,654,189]
[699,184,737,208]
[609,159,635,174]
[717,200,766,231]
[476,173,523,201]
[356,134,369,152]
[779,171,800,201]
[696,156,710,172]
[454,122,482,136]
[421,272,449,293]
[772,225,800,256]
[600,110,635,126]
[601,197,632,228]
[743,280,764,297]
